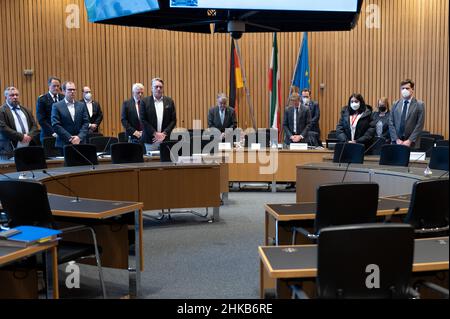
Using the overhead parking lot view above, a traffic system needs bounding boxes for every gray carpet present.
[57,190,296,299]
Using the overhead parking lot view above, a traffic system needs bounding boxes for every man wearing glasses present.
[51,81,90,149]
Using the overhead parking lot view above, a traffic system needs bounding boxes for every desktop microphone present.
[438,171,449,179]
[42,169,80,202]
[341,139,379,183]
[69,143,96,170]
[0,171,13,179]
[337,141,347,168]
[407,144,435,173]
[165,143,178,164]
[98,136,113,157]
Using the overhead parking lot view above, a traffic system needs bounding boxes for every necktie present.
[12,106,27,134]
[220,109,225,125]
[136,101,142,130]
[53,95,57,103]
[399,100,408,139]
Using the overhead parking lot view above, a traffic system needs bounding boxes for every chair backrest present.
[63,144,98,167]
[317,223,414,299]
[422,134,444,141]
[13,146,47,172]
[429,146,449,171]
[160,140,180,162]
[404,179,449,232]
[327,132,337,139]
[332,143,365,164]
[42,136,62,158]
[325,138,339,150]
[366,137,386,155]
[314,182,379,233]
[379,144,410,166]
[0,179,53,228]
[110,142,144,164]
[86,132,103,140]
[418,137,436,157]
[31,130,41,146]
[89,136,119,154]
[117,132,128,143]
[436,140,449,147]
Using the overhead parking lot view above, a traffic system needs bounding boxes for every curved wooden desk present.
[296,162,447,202]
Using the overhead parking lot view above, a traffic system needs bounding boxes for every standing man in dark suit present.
[300,88,321,144]
[283,92,312,146]
[389,79,425,148]
[51,81,89,149]
[0,87,38,157]
[80,86,103,134]
[121,83,145,143]
[36,76,64,143]
[141,78,177,152]
[207,93,237,140]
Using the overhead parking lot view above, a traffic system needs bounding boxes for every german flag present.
[229,38,244,116]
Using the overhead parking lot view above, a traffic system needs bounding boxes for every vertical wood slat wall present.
[0,0,448,139]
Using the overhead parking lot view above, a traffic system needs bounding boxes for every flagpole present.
[233,37,257,131]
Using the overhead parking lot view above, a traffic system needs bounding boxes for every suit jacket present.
[388,97,425,146]
[51,100,90,148]
[140,95,177,144]
[36,92,64,141]
[79,100,103,132]
[371,111,391,142]
[0,104,38,156]
[336,106,375,147]
[207,106,237,133]
[283,105,312,145]
[303,100,320,135]
[121,97,143,141]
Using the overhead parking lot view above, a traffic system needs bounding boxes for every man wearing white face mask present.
[80,86,103,133]
[388,79,425,148]
[335,93,375,149]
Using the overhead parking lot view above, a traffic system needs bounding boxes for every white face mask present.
[302,97,310,104]
[350,102,360,111]
[84,93,92,101]
[401,89,411,99]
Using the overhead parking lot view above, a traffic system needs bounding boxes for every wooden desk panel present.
[275,150,331,182]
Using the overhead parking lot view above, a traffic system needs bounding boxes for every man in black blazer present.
[121,83,145,143]
[36,76,64,143]
[300,88,320,138]
[51,82,89,149]
[0,87,38,157]
[207,93,237,140]
[80,86,103,133]
[283,92,312,146]
[141,78,177,151]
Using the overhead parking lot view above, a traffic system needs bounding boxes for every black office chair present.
[160,140,190,162]
[404,179,449,236]
[429,146,449,171]
[117,132,128,143]
[422,134,444,142]
[325,138,339,150]
[366,137,386,155]
[42,136,62,158]
[63,144,98,167]
[379,144,410,167]
[13,146,47,172]
[327,130,337,139]
[313,223,416,299]
[291,182,379,243]
[332,142,365,164]
[111,142,144,164]
[436,140,449,147]
[86,132,103,140]
[0,179,106,298]
[417,137,436,157]
[89,136,119,154]
[32,130,41,146]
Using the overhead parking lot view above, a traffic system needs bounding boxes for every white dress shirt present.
[7,103,30,148]
[154,97,164,132]
[65,99,76,121]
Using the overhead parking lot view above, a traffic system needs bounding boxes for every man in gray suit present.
[51,81,90,149]
[389,79,425,148]
[207,93,237,140]
[0,87,38,157]
[283,92,311,146]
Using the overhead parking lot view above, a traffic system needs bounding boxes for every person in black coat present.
[141,78,177,151]
[80,86,103,133]
[121,83,145,143]
[371,97,391,144]
[335,93,375,148]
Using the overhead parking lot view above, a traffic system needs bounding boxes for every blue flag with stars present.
[292,32,310,90]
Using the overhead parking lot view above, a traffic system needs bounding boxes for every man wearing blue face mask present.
[388,79,425,148]
[335,93,375,149]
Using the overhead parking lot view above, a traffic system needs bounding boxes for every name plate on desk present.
[177,156,202,163]
[218,143,232,151]
[410,152,426,161]
[250,143,261,150]
[289,143,308,150]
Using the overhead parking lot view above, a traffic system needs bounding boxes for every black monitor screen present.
[85,0,160,22]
